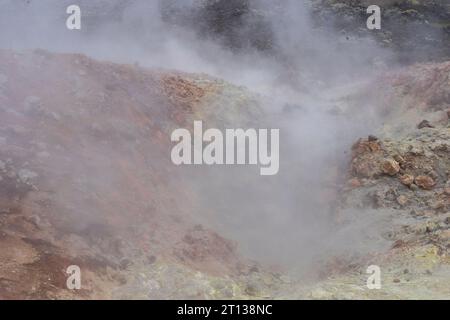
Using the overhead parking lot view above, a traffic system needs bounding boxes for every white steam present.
[0,0,397,272]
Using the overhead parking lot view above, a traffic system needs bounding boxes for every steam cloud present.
[0,0,423,273]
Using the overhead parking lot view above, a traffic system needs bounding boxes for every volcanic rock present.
[415,175,436,190]
[382,159,400,176]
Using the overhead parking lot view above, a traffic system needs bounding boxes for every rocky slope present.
[0,48,448,299]
[292,60,450,299]
[0,49,267,299]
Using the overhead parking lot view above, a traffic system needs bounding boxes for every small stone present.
[444,187,450,195]
[418,120,434,129]
[393,278,400,283]
[382,159,400,176]
[368,135,378,142]
[415,175,436,190]
[397,195,408,206]
[399,174,414,186]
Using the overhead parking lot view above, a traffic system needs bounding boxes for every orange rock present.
[415,175,436,190]
[351,139,381,156]
[399,174,414,186]
[382,159,400,176]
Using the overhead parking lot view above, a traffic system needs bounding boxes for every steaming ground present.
[0,0,449,299]
[2,0,392,260]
